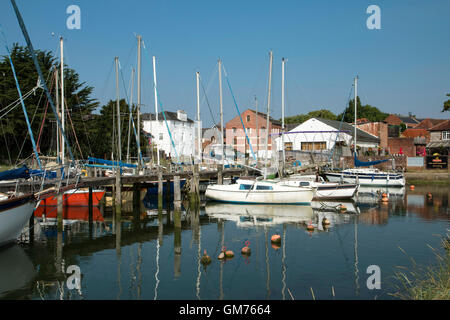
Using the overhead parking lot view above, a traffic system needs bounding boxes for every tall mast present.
[115,57,122,163]
[127,68,135,163]
[55,68,60,164]
[354,76,358,156]
[281,57,286,168]
[60,36,65,166]
[218,59,224,166]
[152,56,160,166]
[255,96,258,161]
[137,35,142,171]
[196,71,201,163]
[265,51,273,165]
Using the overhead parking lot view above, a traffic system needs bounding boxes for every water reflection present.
[1,186,448,300]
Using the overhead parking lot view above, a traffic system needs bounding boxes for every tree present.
[0,44,98,164]
[442,94,450,112]
[338,97,388,123]
[283,108,337,124]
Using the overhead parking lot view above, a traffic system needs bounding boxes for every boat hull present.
[205,183,313,204]
[314,184,358,200]
[325,171,405,187]
[41,189,105,207]
[0,196,35,247]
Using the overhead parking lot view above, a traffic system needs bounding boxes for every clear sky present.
[1,0,449,127]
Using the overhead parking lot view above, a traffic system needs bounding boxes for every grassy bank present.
[390,233,450,300]
[406,179,450,186]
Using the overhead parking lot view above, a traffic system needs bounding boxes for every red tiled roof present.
[428,119,450,131]
[415,118,446,130]
[402,128,429,138]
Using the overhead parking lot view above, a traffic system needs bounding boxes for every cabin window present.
[300,182,310,187]
[256,185,273,190]
[239,184,252,190]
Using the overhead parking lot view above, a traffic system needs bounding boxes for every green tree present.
[338,97,388,123]
[0,44,98,164]
[283,108,337,124]
[442,94,450,112]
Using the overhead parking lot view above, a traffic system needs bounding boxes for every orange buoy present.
[271,234,281,243]
[225,250,234,258]
[241,246,251,255]
[201,250,211,265]
[307,222,314,231]
[410,185,415,190]
[381,193,389,203]
[271,242,281,250]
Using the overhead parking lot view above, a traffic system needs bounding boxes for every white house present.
[142,110,201,161]
[275,117,380,154]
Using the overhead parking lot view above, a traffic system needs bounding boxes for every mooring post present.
[217,163,223,185]
[165,177,171,203]
[158,169,163,212]
[88,186,93,237]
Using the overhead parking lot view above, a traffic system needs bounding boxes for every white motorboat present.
[0,194,36,247]
[205,202,314,227]
[279,174,358,200]
[205,178,314,204]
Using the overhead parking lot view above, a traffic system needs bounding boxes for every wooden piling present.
[217,164,223,185]
[189,164,200,204]
[174,175,181,211]
[133,183,141,214]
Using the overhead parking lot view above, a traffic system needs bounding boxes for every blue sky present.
[1,0,449,127]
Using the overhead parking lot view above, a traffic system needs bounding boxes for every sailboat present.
[324,77,405,187]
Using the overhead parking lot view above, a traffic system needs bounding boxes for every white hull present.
[311,200,359,214]
[0,198,35,247]
[325,170,405,187]
[205,179,314,204]
[205,202,314,226]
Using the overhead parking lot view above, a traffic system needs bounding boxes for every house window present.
[247,115,251,122]
[159,133,163,140]
[284,142,293,151]
[233,137,237,145]
[232,127,237,133]
[443,131,450,140]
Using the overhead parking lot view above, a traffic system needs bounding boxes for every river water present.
[1,185,448,300]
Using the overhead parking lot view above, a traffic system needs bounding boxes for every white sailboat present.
[205,178,314,204]
[324,76,405,187]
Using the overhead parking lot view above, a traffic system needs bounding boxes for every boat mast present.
[137,35,142,171]
[152,56,160,166]
[255,96,258,161]
[55,68,60,164]
[127,68,135,163]
[265,51,273,174]
[281,57,286,169]
[196,71,201,164]
[354,76,358,156]
[218,58,224,167]
[60,37,65,167]
[115,57,122,164]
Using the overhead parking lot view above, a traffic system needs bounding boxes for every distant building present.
[384,113,421,128]
[142,110,199,160]
[225,109,281,159]
[427,119,450,152]
[274,118,380,156]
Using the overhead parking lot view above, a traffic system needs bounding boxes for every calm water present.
[1,185,448,300]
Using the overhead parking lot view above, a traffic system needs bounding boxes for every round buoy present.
[241,246,251,255]
[271,234,281,243]
[381,193,389,203]
[218,252,225,260]
[271,242,281,250]
[225,250,234,258]
[410,185,415,190]
[307,223,314,231]
[201,250,211,265]
[322,218,330,225]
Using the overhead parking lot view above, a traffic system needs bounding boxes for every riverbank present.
[405,171,450,186]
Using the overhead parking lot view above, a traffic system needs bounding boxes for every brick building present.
[225,109,281,158]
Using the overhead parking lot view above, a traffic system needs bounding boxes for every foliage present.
[338,96,388,123]
[283,108,337,124]
[442,94,450,112]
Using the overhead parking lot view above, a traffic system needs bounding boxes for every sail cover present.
[354,154,389,167]
[0,165,30,181]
